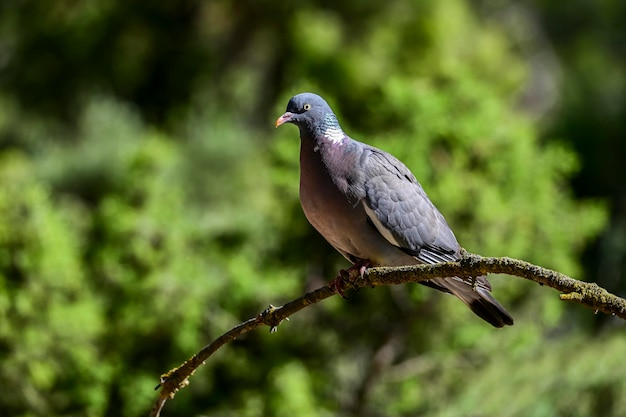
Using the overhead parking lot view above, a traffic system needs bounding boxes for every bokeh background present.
[1,1,625,416]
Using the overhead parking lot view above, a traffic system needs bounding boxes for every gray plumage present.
[276,92,513,328]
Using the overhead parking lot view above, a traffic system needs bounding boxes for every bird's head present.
[275,92,341,139]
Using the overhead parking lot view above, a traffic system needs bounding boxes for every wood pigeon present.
[275,92,513,328]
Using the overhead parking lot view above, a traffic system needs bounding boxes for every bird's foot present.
[328,259,371,297]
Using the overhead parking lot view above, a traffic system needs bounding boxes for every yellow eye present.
[303,103,311,111]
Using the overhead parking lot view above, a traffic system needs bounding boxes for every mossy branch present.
[148,254,626,417]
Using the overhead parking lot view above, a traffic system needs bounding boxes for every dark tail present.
[464,287,514,328]
[424,277,514,328]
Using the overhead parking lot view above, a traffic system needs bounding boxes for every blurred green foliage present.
[0,0,624,416]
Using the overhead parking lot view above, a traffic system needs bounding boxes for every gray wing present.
[357,147,513,327]
[358,148,461,265]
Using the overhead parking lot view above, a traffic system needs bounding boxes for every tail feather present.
[426,276,514,328]
[465,287,514,328]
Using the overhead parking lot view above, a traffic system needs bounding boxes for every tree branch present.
[148,254,626,417]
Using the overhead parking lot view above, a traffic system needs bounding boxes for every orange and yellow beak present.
[275,112,294,128]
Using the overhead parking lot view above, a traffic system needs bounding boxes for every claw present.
[327,259,371,297]
[328,272,349,298]
[357,263,368,278]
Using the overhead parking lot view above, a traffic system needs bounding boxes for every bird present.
[275,92,513,328]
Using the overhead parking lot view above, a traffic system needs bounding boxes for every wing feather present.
[359,148,459,259]
[352,145,512,327]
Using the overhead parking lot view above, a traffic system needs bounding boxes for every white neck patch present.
[323,126,344,144]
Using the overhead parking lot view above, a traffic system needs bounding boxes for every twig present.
[149,288,336,417]
[148,254,626,417]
